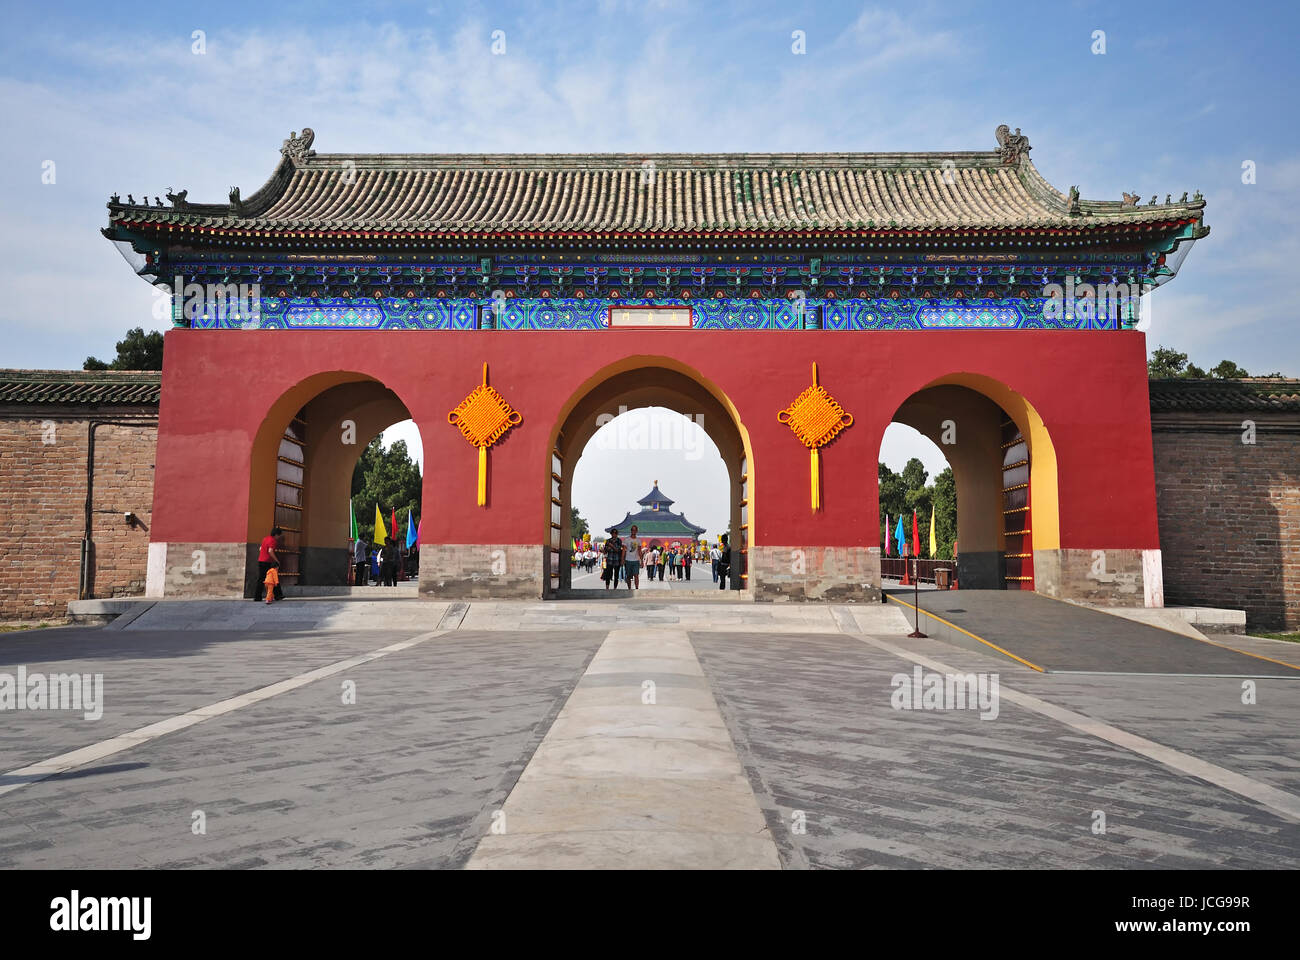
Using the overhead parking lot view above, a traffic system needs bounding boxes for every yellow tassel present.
[477,446,487,507]
[810,447,820,511]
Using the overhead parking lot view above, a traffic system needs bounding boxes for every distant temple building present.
[605,482,706,546]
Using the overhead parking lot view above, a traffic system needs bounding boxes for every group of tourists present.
[352,537,415,586]
[598,527,732,591]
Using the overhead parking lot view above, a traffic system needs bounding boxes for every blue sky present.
[2,0,1295,533]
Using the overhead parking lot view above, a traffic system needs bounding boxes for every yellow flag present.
[374,505,388,545]
[929,508,937,558]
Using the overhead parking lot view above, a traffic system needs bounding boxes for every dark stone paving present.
[691,631,1300,870]
[0,627,430,771]
[0,631,601,868]
[886,589,1300,675]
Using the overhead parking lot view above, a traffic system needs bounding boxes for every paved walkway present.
[3,596,1298,869]
[468,628,779,869]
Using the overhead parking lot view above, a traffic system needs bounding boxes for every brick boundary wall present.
[1151,410,1300,632]
[0,408,157,621]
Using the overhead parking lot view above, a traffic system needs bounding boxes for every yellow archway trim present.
[921,373,1061,552]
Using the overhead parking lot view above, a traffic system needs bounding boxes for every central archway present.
[544,358,754,596]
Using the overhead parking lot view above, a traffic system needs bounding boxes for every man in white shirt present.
[709,543,722,583]
[624,524,642,590]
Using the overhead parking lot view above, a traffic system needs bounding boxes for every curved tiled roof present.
[0,370,162,407]
[106,127,1207,239]
[1148,379,1300,413]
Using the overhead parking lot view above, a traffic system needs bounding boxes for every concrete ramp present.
[886,589,1300,677]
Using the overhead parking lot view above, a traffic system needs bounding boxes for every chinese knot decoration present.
[447,362,522,506]
[777,362,853,511]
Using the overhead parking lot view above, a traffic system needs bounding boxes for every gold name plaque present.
[607,308,692,328]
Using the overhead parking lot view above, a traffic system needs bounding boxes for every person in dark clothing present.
[381,541,398,586]
[717,533,731,591]
[353,537,369,586]
[255,526,284,601]
[602,531,623,589]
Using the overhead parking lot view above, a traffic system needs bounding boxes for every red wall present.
[153,328,1160,551]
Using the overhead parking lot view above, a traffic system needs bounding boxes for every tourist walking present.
[683,550,692,581]
[709,542,721,582]
[603,531,623,590]
[624,525,642,590]
[353,536,369,586]
[717,533,731,591]
[255,526,284,602]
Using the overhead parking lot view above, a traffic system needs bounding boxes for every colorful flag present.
[406,509,418,549]
[912,510,920,558]
[894,515,906,557]
[374,505,387,545]
[929,509,937,558]
[884,515,892,557]
[349,500,357,540]
[391,508,398,546]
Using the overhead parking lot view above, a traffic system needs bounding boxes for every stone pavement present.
[468,628,779,869]
[1,596,1298,869]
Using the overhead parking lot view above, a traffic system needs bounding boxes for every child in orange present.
[263,564,280,604]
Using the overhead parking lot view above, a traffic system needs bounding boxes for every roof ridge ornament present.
[281,128,316,163]
[995,124,1030,165]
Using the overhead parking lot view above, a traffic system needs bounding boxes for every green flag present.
[349,499,357,540]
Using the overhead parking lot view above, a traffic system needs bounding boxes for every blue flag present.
[406,508,417,549]
[894,515,907,557]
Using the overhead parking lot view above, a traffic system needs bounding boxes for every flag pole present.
[909,509,926,639]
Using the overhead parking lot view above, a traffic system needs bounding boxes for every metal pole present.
[908,555,927,638]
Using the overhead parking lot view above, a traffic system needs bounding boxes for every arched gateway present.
[109,126,1207,605]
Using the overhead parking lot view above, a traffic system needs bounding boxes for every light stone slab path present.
[466,627,781,869]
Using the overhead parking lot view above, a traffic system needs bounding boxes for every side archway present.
[886,373,1060,591]
[246,372,421,594]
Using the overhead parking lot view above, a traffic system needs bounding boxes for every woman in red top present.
[255,526,284,602]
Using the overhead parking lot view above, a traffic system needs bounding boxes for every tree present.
[350,436,422,542]
[1148,347,1290,380]
[84,327,164,370]
[570,505,589,540]
[931,467,957,560]
[879,459,956,559]
[1209,359,1250,379]
[901,457,928,491]
[1147,346,1189,379]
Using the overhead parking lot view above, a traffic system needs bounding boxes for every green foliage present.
[1148,346,1286,380]
[84,327,164,370]
[1147,346,1189,379]
[350,436,421,542]
[1209,359,1249,379]
[571,505,589,539]
[879,460,956,560]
